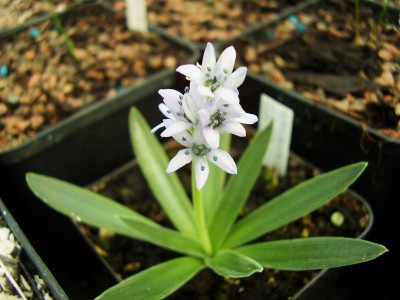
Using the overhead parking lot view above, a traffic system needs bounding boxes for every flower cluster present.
[152,43,257,189]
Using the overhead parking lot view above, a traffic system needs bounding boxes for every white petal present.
[202,43,216,71]
[158,89,183,101]
[176,65,203,84]
[198,108,211,127]
[197,85,214,97]
[219,122,246,137]
[172,131,193,148]
[234,112,258,124]
[194,156,209,189]
[182,94,198,124]
[161,120,192,137]
[203,127,220,149]
[150,122,165,133]
[193,125,206,144]
[159,103,176,119]
[223,67,247,89]
[214,87,239,104]
[214,46,236,76]
[166,149,193,173]
[207,149,237,174]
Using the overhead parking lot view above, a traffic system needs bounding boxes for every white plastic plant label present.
[258,93,294,177]
[126,0,148,33]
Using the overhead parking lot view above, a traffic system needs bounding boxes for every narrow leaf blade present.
[96,257,204,300]
[121,216,205,257]
[209,123,274,248]
[205,249,263,278]
[237,237,388,270]
[129,107,196,236]
[223,162,367,248]
[26,173,150,238]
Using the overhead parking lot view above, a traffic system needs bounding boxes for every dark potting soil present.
[0,4,190,150]
[82,139,370,299]
[234,0,400,138]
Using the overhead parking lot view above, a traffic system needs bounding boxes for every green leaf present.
[202,133,231,227]
[96,257,204,300]
[121,216,205,258]
[129,107,196,236]
[26,173,149,237]
[208,123,274,248]
[222,162,367,249]
[237,237,388,270]
[205,249,263,278]
[26,173,202,256]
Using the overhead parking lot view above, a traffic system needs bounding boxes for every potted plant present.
[75,135,375,299]
[26,42,387,299]
[0,197,67,299]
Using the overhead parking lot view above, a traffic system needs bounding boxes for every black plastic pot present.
[0,5,199,299]
[77,145,374,300]
[227,0,399,220]
[0,197,68,299]
[240,72,400,211]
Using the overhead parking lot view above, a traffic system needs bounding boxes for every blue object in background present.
[117,86,126,93]
[296,23,307,33]
[265,30,276,40]
[288,14,299,25]
[29,27,41,39]
[0,65,9,77]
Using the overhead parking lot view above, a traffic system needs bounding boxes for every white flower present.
[176,42,247,102]
[151,86,201,137]
[198,98,258,149]
[166,128,237,189]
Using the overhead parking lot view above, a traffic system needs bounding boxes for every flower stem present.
[192,166,213,256]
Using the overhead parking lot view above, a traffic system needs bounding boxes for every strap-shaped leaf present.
[26,173,148,237]
[205,249,263,278]
[236,237,388,270]
[202,133,231,227]
[121,216,205,258]
[96,257,204,300]
[208,123,273,248]
[129,107,196,236]
[27,173,201,256]
[222,162,367,249]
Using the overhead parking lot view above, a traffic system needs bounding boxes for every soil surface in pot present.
[0,215,54,299]
[234,0,400,138]
[103,0,313,44]
[0,0,71,32]
[81,138,370,299]
[0,4,189,150]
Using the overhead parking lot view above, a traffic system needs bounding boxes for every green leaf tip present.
[237,237,388,271]
[222,160,369,249]
[205,249,263,278]
[96,257,204,300]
